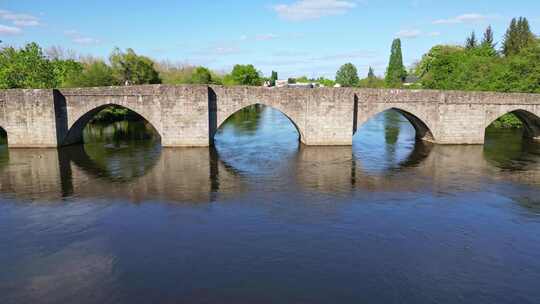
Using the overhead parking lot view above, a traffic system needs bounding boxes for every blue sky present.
[1,0,539,78]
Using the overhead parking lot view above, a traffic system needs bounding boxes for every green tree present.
[296,75,310,83]
[368,66,375,79]
[64,60,116,87]
[465,31,478,49]
[359,67,385,88]
[0,42,58,89]
[385,38,407,87]
[503,17,535,56]
[230,64,262,86]
[499,39,540,93]
[335,63,359,87]
[190,67,212,84]
[52,59,83,87]
[110,48,161,85]
[482,26,495,49]
[270,70,278,86]
[314,77,335,87]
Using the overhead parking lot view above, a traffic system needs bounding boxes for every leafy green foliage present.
[482,26,496,51]
[314,77,335,87]
[385,39,407,88]
[465,31,478,49]
[52,59,83,88]
[190,67,212,84]
[295,76,310,83]
[503,17,536,57]
[230,64,262,86]
[335,63,359,87]
[358,67,385,88]
[64,60,117,88]
[0,43,58,89]
[270,71,278,86]
[488,113,523,128]
[109,48,161,85]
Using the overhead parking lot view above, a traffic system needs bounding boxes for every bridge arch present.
[355,106,435,142]
[485,107,540,140]
[215,103,305,143]
[60,104,162,146]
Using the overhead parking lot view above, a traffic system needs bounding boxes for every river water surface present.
[1,106,540,303]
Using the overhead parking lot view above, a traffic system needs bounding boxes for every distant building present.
[288,83,314,88]
[275,80,288,88]
[270,79,323,89]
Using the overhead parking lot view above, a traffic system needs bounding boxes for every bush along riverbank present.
[490,113,523,129]
[90,106,145,123]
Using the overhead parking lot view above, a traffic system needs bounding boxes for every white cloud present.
[0,24,22,35]
[0,9,40,27]
[64,30,100,45]
[273,0,358,21]
[428,31,441,37]
[396,29,422,39]
[433,13,492,25]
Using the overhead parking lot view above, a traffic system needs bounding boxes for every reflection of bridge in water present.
[0,147,244,203]
[1,143,540,203]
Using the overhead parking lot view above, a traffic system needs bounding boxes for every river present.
[1,105,540,303]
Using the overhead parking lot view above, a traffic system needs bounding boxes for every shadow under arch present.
[214,103,304,144]
[486,109,540,140]
[355,107,435,142]
[60,104,162,146]
[0,127,8,146]
[393,140,434,169]
[0,127,8,169]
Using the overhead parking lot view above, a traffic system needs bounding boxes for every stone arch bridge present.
[0,85,539,147]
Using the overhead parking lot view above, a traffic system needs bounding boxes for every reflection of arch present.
[356,107,435,142]
[60,104,162,146]
[486,109,540,140]
[58,142,162,183]
[215,103,304,143]
[395,140,433,168]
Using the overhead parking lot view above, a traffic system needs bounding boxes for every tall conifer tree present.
[481,26,495,48]
[385,39,407,87]
[465,31,478,49]
[367,66,375,79]
[503,17,535,56]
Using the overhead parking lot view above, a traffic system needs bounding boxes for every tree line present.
[0,43,265,89]
[334,16,539,95]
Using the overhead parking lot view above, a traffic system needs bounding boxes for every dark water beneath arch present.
[1,106,540,304]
